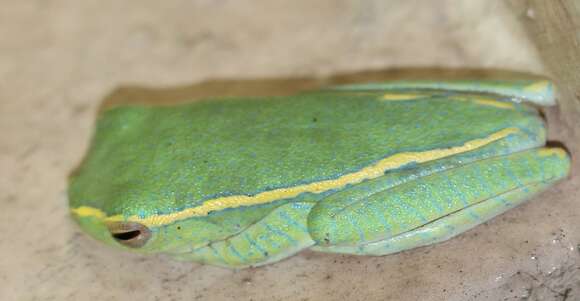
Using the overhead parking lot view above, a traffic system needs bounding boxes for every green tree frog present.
[69,79,571,268]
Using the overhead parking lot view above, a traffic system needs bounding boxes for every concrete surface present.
[1,1,578,300]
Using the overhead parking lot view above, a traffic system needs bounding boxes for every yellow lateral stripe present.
[382,93,515,109]
[381,93,425,101]
[472,97,515,109]
[72,206,107,219]
[538,147,567,158]
[71,127,519,227]
[524,80,550,93]
[447,95,515,110]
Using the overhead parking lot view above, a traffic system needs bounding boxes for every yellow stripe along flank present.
[524,80,551,93]
[381,93,516,110]
[71,127,520,227]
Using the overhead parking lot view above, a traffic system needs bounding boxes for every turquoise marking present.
[502,157,530,193]
[456,175,482,221]
[383,200,409,230]
[291,202,314,210]
[244,233,268,256]
[398,196,428,223]
[476,161,512,208]
[258,233,281,249]
[538,152,546,182]
[427,185,444,214]
[278,211,309,233]
[348,211,367,242]
[443,176,458,210]
[227,243,247,262]
[369,202,393,236]
[208,244,227,264]
[264,223,298,246]
[327,217,338,243]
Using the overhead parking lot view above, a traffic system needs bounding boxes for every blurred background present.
[1,1,579,300]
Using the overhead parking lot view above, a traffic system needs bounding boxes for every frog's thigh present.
[309,148,569,255]
[170,202,315,268]
[312,181,548,255]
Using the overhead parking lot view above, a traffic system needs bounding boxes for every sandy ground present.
[1,1,579,300]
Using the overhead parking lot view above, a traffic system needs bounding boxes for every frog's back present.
[69,91,543,217]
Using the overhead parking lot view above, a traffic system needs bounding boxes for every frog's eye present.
[106,221,151,248]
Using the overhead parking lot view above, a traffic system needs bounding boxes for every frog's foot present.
[331,79,556,106]
[169,202,314,268]
[308,148,570,256]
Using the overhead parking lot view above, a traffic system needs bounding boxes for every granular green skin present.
[69,91,540,217]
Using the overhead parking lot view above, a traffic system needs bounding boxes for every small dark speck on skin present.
[312,117,318,122]
[324,274,332,280]
[177,226,181,230]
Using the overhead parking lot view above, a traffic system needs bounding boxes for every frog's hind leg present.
[170,202,315,268]
[309,148,570,256]
[331,79,555,106]
[312,180,550,255]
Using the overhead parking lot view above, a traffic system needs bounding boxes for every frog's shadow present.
[99,67,554,110]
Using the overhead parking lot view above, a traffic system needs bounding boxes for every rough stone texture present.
[1,1,578,300]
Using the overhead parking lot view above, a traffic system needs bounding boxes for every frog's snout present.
[106,221,151,248]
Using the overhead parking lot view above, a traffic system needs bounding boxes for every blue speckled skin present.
[69,79,570,268]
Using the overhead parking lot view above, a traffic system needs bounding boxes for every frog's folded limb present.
[307,148,570,255]
[169,202,315,268]
[331,79,556,106]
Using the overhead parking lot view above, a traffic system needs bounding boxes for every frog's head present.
[68,203,218,255]
[69,194,278,256]
[68,204,163,254]
[68,169,278,255]
[69,205,155,252]
[67,105,281,257]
